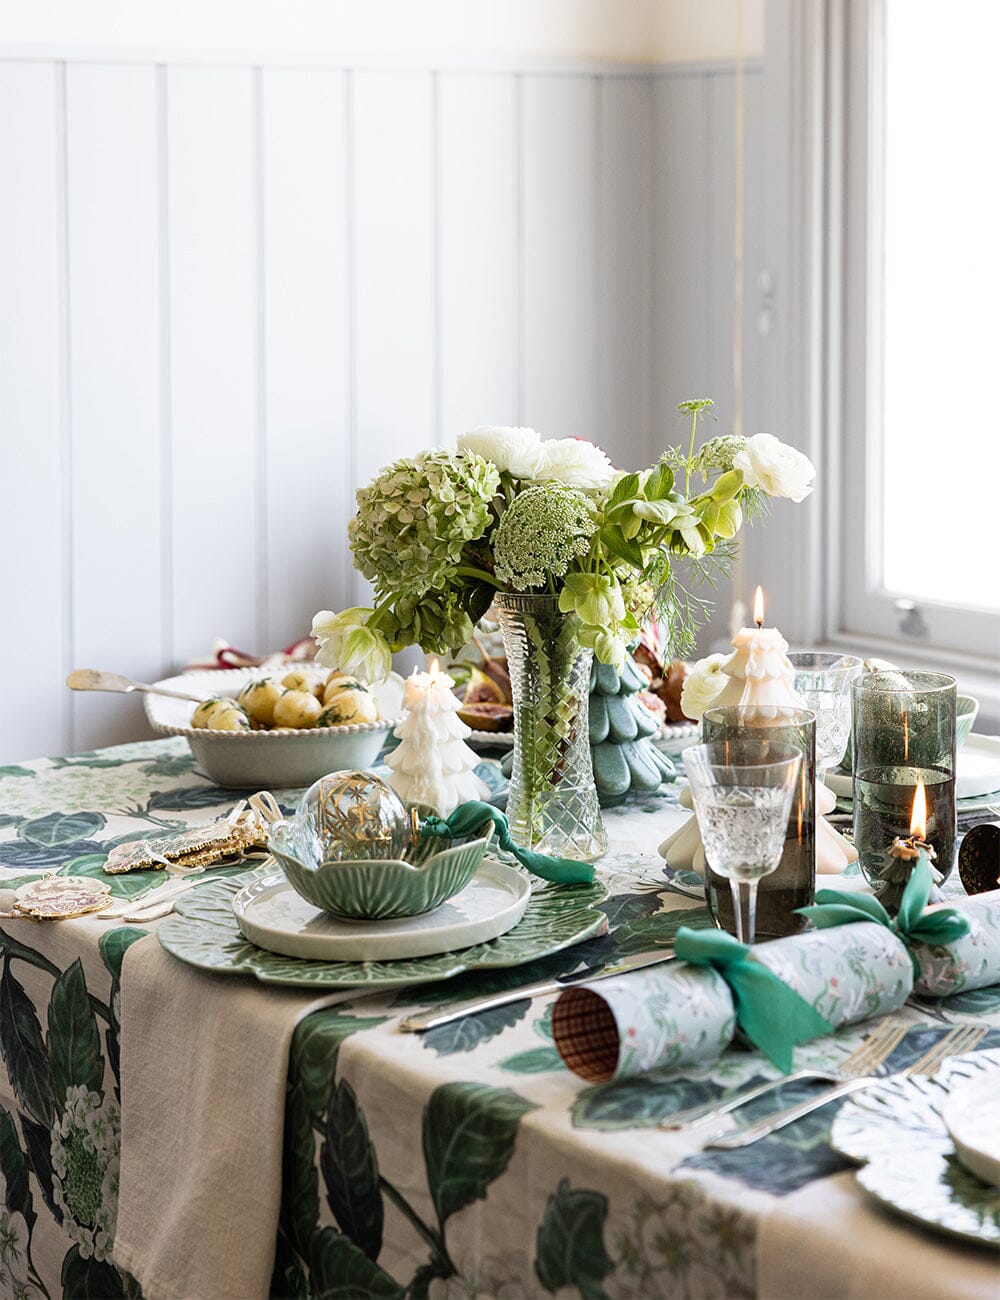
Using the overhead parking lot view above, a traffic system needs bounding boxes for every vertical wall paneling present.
[521,76,599,441]
[65,63,163,749]
[0,53,769,762]
[0,64,68,759]
[601,76,651,469]
[166,66,258,664]
[351,72,434,490]
[260,68,350,646]
[705,73,737,439]
[650,72,711,436]
[437,74,518,440]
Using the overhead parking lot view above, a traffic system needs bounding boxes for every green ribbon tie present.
[796,852,970,974]
[420,801,595,886]
[673,926,833,1073]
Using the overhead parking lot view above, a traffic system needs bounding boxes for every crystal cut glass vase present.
[495,593,608,862]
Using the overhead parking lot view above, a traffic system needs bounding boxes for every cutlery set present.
[402,958,989,1150]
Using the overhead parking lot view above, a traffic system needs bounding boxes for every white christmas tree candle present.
[713,586,804,719]
[385,660,490,817]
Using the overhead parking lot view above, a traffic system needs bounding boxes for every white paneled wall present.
[0,53,759,763]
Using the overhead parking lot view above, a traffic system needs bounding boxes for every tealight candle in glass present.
[851,670,957,901]
[701,705,816,939]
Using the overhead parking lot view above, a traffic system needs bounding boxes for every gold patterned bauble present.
[296,770,411,863]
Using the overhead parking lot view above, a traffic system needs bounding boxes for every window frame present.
[830,0,1000,664]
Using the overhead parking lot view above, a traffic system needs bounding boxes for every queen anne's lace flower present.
[50,1086,120,1263]
[493,486,596,590]
[349,450,500,600]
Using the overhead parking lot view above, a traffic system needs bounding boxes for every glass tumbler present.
[851,670,957,898]
[701,706,816,939]
[788,652,863,778]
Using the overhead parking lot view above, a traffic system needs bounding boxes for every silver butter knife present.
[399,948,676,1032]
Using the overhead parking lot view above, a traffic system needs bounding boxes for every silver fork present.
[661,1019,908,1131]
[704,1023,989,1150]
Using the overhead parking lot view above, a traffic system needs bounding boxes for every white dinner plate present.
[943,1071,1000,1188]
[826,733,1000,803]
[232,858,531,962]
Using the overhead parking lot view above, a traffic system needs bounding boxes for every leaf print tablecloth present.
[1,737,998,1300]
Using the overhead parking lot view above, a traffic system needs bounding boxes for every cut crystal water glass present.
[683,742,802,946]
[788,652,863,777]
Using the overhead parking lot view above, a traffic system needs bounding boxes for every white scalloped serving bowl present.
[144,667,405,789]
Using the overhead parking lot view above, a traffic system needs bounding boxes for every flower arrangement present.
[312,403,814,681]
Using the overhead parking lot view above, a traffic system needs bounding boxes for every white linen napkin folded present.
[114,936,353,1300]
[756,1170,997,1300]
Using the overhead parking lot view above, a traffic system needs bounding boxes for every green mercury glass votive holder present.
[851,670,957,904]
[701,705,816,940]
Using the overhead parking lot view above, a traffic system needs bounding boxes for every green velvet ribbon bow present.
[796,852,970,974]
[419,801,595,886]
[673,926,833,1072]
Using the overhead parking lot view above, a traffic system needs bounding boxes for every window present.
[837,0,1000,662]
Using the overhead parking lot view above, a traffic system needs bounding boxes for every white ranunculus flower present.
[534,437,615,490]
[679,653,730,721]
[457,426,546,480]
[733,433,816,502]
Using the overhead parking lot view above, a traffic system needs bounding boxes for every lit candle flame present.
[910,780,927,840]
[428,657,440,674]
[753,586,765,628]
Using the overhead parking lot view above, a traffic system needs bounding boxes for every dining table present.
[0,733,997,1300]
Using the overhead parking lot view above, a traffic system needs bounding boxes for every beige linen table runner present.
[757,1170,998,1300]
[114,936,352,1300]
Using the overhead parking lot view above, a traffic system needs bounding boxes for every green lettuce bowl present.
[269,823,494,920]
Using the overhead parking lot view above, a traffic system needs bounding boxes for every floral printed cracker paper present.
[750,920,913,1026]
[552,964,736,1083]
[912,891,1000,997]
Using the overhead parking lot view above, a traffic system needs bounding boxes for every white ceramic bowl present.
[144,667,405,789]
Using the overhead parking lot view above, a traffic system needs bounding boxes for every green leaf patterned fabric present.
[0,736,997,1299]
[321,1080,384,1261]
[422,1082,539,1224]
[535,1179,614,1300]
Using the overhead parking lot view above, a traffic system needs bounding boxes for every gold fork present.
[704,1022,989,1149]
[662,1018,908,1131]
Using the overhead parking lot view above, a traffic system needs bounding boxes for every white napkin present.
[757,1171,998,1300]
[114,936,352,1300]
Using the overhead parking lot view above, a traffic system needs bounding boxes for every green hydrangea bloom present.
[493,485,596,590]
[349,450,500,598]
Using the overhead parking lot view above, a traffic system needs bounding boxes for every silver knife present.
[399,948,676,1032]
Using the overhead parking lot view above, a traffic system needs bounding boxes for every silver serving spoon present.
[66,669,204,704]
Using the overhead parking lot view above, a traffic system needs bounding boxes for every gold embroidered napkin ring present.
[102,797,275,875]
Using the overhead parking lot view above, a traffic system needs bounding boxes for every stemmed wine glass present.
[788,653,863,779]
[682,742,802,945]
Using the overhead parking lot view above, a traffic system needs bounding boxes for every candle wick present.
[755,619,763,630]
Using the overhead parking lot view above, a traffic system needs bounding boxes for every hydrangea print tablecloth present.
[0,738,998,1300]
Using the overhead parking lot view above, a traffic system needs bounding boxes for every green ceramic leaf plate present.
[830,1049,1000,1247]
[157,863,609,990]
